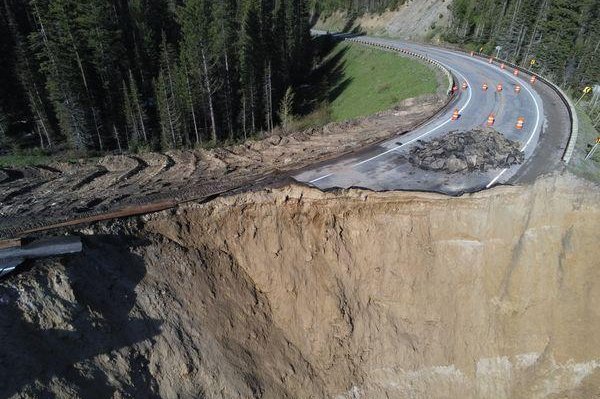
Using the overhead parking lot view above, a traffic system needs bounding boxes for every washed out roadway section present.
[294,36,570,194]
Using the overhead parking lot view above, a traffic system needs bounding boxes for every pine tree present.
[279,86,295,132]
[155,33,183,149]
[127,70,149,145]
[29,0,94,151]
[1,0,316,154]
[240,0,263,136]
[178,0,219,143]
[446,0,599,88]
[4,0,54,149]
[0,107,9,148]
[210,0,238,140]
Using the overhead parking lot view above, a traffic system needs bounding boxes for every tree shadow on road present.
[295,35,353,117]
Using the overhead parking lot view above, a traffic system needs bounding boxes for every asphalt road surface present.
[295,36,571,195]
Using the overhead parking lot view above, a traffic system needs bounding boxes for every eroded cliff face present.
[2,172,600,398]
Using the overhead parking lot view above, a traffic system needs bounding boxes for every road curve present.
[294,36,571,195]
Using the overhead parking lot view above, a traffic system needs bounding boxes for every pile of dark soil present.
[408,129,524,173]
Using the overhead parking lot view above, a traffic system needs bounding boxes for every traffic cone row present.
[461,53,535,132]
[482,115,525,129]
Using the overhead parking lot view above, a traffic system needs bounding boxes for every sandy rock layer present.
[1,172,600,398]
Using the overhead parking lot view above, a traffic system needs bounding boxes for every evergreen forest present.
[0,0,311,154]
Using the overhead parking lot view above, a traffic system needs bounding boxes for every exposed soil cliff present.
[1,172,600,398]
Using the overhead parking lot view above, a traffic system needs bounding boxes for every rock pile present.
[408,128,524,173]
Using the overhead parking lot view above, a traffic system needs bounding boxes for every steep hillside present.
[314,0,451,39]
[447,0,599,87]
[2,172,600,398]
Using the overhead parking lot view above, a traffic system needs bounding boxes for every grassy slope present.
[327,42,438,122]
[568,105,600,181]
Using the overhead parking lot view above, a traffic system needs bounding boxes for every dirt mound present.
[409,129,524,173]
[2,173,600,398]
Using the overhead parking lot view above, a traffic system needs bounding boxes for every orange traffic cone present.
[451,109,460,121]
[461,82,468,90]
[513,69,519,76]
[482,83,489,91]
[516,117,525,129]
[489,57,493,64]
[470,51,475,56]
[515,85,522,94]
[496,83,503,92]
[487,114,495,127]
[530,76,537,84]
[500,63,506,70]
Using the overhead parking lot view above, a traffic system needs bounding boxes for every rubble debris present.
[408,129,524,173]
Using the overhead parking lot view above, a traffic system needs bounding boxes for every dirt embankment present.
[0,94,445,239]
[2,172,600,398]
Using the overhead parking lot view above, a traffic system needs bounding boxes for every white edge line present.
[309,173,333,184]
[486,168,508,188]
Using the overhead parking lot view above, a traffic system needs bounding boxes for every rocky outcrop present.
[1,172,600,398]
[409,129,524,173]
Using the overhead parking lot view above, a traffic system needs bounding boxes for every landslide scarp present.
[1,172,599,398]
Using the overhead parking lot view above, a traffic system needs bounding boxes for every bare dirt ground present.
[0,93,446,239]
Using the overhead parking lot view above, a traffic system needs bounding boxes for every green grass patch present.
[0,152,51,167]
[325,42,438,122]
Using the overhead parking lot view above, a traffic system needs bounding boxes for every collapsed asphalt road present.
[295,36,572,194]
[0,95,446,240]
[0,38,573,240]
